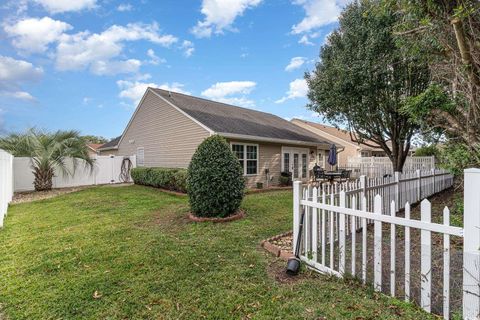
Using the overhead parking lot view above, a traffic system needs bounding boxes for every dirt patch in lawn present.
[266,259,310,284]
[137,205,191,232]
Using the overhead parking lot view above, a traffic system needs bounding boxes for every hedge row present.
[131,167,187,193]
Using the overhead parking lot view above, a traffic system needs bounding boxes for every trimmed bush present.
[131,167,187,193]
[187,135,245,218]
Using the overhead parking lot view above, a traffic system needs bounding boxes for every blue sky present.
[0,0,349,140]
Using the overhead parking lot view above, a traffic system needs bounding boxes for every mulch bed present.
[12,187,90,204]
[188,210,246,223]
[12,183,133,204]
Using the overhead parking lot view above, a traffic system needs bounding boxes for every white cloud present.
[1,91,36,101]
[3,16,72,53]
[181,40,195,57]
[90,59,141,75]
[191,0,262,38]
[146,49,166,65]
[117,80,189,105]
[291,0,351,34]
[285,57,306,71]
[0,55,43,101]
[33,0,97,13]
[55,22,177,74]
[117,3,132,12]
[202,81,256,98]
[298,34,314,45]
[201,81,256,107]
[275,78,308,103]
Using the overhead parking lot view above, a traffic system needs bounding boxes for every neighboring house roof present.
[291,119,386,151]
[87,143,103,152]
[98,136,121,151]
[101,88,338,150]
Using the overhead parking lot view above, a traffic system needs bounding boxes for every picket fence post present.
[373,194,382,292]
[394,172,400,212]
[462,168,480,320]
[293,181,302,253]
[359,175,366,211]
[416,169,421,202]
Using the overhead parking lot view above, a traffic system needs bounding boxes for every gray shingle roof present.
[99,136,121,150]
[151,88,331,145]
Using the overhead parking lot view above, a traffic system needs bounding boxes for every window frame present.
[136,147,145,167]
[230,142,259,176]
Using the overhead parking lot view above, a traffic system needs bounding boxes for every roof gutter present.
[217,132,333,148]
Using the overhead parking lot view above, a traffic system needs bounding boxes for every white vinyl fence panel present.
[0,149,13,227]
[294,168,480,319]
[14,155,136,192]
[345,156,436,178]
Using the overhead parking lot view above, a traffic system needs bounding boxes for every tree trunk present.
[389,139,409,173]
[33,167,54,191]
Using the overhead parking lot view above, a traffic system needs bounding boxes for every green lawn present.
[0,185,432,319]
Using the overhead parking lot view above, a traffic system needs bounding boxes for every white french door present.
[282,147,309,180]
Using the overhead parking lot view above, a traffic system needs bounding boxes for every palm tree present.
[0,129,94,191]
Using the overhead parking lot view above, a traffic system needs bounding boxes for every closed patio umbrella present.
[327,144,337,167]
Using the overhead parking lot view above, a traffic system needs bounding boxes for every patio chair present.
[340,169,351,182]
[312,164,327,186]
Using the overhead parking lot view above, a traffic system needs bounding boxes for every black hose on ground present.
[119,157,132,183]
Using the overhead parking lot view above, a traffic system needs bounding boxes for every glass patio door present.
[283,147,309,180]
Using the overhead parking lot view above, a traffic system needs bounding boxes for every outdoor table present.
[323,171,343,183]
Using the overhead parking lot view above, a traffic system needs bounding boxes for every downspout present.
[336,146,345,170]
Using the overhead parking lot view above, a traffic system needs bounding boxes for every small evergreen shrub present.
[131,167,187,193]
[187,135,245,217]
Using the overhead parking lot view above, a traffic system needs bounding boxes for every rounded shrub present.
[187,135,245,218]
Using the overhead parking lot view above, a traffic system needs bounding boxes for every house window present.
[283,153,290,173]
[301,154,307,178]
[361,151,370,157]
[137,147,145,167]
[231,143,258,175]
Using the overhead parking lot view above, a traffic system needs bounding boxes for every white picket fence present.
[313,169,453,216]
[0,150,14,227]
[345,156,436,178]
[293,169,480,319]
[14,155,136,192]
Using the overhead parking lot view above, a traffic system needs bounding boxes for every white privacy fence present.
[14,155,136,192]
[0,150,14,227]
[293,169,479,319]
[345,156,436,178]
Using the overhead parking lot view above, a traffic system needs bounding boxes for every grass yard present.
[0,185,433,319]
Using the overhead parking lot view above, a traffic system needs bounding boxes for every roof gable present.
[292,119,385,151]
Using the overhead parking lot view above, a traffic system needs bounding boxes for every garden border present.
[261,231,294,261]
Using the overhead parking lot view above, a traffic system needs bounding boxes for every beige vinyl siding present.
[227,139,320,188]
[292,119,357,167]
[114,90,211,168]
